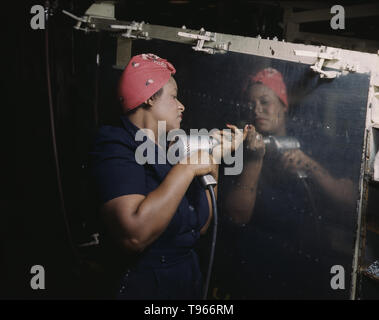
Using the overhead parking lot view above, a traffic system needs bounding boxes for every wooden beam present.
[245,1,280,6]
[292,3,379,23]
[291,31,379,53]
[249,1,333,10]
[283,7,298,42]
[116,38,132,69]
[279,1,333,10]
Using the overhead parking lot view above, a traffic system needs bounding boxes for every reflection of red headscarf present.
[118,53,176,112]
[247,68,288,107]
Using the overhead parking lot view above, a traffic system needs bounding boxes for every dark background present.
[6,0,379,299]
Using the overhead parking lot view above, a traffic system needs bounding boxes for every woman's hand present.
[179,149,218,178]
[210,124,246,163]
[244,124,266,159]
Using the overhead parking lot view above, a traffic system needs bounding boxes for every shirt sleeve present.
[89,127,148,204]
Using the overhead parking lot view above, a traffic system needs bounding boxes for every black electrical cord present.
[93,33,102,128]
[45,1,80,265]
[203,184,218,300]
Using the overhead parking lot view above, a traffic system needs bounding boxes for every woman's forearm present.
[224,159,263,225]
[308,161,355,207]
[129,164,197,248]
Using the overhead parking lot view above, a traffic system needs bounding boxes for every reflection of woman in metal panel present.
[225,67,354,225]
[221,68,355,298]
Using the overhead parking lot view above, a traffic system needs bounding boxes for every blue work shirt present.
[89,115,210,299]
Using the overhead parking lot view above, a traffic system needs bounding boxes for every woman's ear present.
[145,98,154,107]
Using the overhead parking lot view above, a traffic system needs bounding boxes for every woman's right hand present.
[244,124,266,159]
[180,150,217,178]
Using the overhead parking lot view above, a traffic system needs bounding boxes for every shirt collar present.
[120,114,141,142]
[120,114,170,166]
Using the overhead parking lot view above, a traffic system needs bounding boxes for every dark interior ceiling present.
[107,0,379,41]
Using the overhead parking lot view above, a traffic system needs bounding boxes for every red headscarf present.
[246,68,288,107]
[118,53,176,112]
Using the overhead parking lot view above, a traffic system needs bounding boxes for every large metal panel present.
[131,38,369,299]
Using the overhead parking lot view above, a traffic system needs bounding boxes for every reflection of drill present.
[262,136,300,153]
[262,136,307,178]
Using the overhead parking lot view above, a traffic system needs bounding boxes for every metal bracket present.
[62,1,116,33]
[78,233,100,248]
[117,21,150,39]
[62,10,94,33]
[374,150,379,181]
[62,9,149,39]
[84,2,115,20]
[371,85,379,124]
[294,47,342,78]
[178,27,229,54]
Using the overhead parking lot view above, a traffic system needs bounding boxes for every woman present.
[90,53,241,299]
[220,67,355,298]
[226,67,354,225]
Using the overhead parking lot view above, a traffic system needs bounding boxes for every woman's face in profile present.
[247,83,288,136]
[149,77,185,131]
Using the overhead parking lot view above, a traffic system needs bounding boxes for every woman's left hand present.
[210,124,246,163]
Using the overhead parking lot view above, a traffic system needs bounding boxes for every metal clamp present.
[119,21,150,39]
[374,150,379,182]
[62,9,149,39]
[294,47,342,78]
[178,27,229,54]
[78,233,100,248]
[62,10,94,33]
